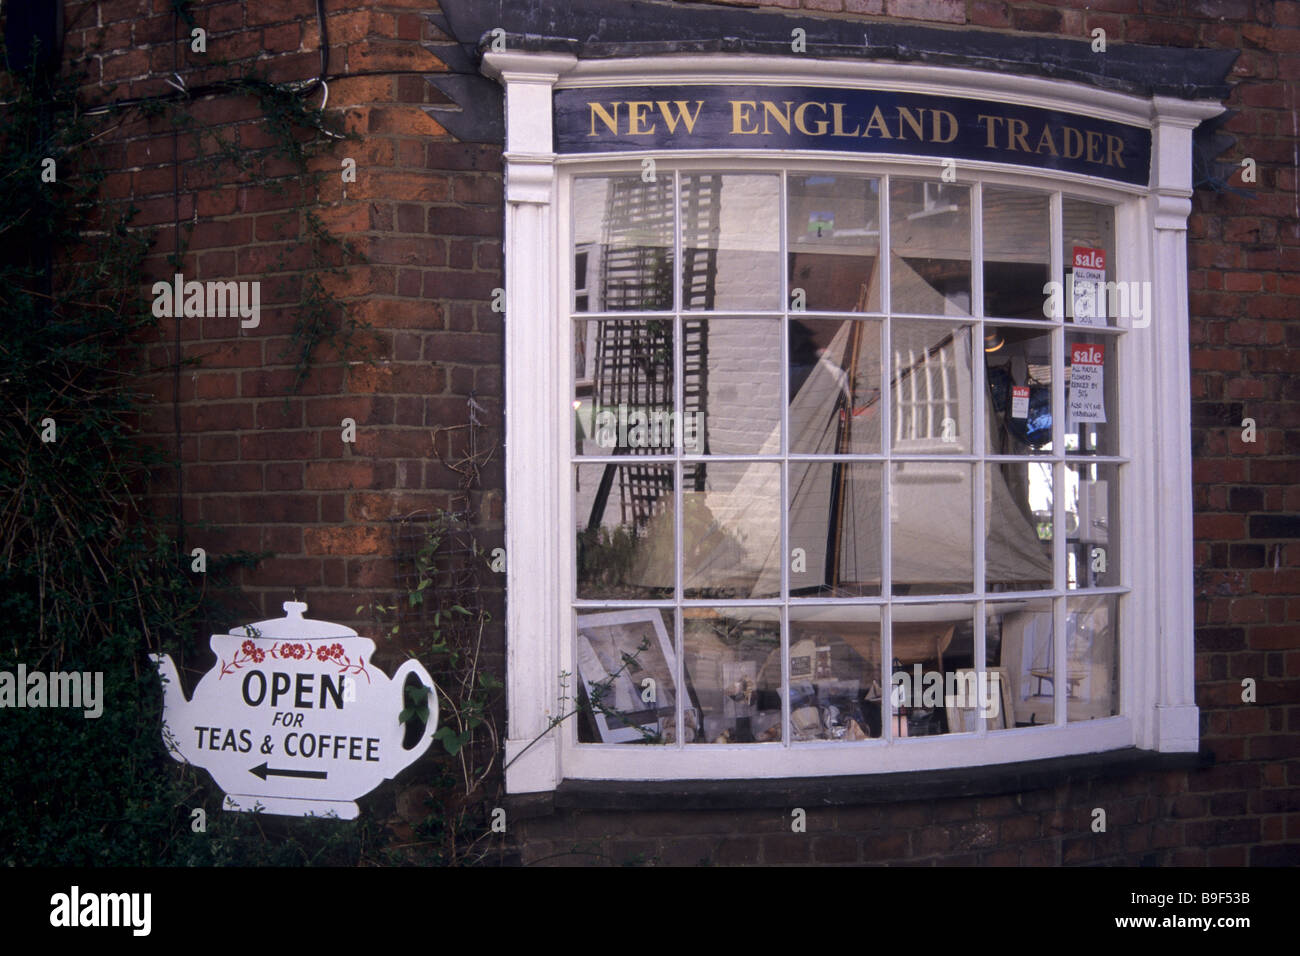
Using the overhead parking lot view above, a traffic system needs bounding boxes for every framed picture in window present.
[575,609,677,743]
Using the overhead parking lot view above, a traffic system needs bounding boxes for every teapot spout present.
[150,653,192,763]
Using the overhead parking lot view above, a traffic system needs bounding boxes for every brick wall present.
[55,0,1299,863]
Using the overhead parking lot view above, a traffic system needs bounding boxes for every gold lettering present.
[762,101,794,135]
[656,100,704,134]
[1006,118,1031,152]
[831,103,860,137]
[931,109,958,144]
[1063,127,1084,160]
[731,101,759,135]
[589,102,620,137]
[897,107,926,140]
[794,101,829,136]
[1105,134,1125,169]
[861,105,892,138]
[1086,130,1103,164]
[977,115,1001,148]
[626,101,655,135]
[1035,125,1059,156]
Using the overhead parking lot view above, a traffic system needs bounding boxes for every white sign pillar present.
[1147,97,1224,752]
[484,51,577,793]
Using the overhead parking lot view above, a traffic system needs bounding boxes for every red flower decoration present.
[241,639,256,656]
[316,646,331,662]
[251,648,265,663]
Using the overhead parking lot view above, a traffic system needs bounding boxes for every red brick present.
[305,461,378,490]
[304,526,386,556]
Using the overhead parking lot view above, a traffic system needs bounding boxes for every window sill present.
[506,748,1210,816]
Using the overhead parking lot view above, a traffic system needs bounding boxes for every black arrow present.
[249,763,327,781]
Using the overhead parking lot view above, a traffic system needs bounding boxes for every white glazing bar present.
[1052,190,1068,728]
[673,168,685,751]
[879,176,894,742]
[779,169,791,748]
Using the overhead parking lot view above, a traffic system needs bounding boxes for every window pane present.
[683,462,781,599]
[983,187,1051,319]
[682,174,780,311]
[891,462,974,595]
[573,176,675,311]
[1066,461,1120,589]
[575,463,674,600]
[889,180,971,315]
[789,462,882,597]
[787,175,881,312]
[790,318,882,454]
[696,318,781,455]
[984,324,1053,455]
[790,606,883,741]
[1065,331,1119,455]
[684,607,781,744]
[574,319,677,456]
[989,598,1055,729]
[986,462,1054,592]
[1062,198,1117,328]
[575,609,677,743]
[891,320,973,454]
[1067,594,1119,721]
[888,602,974,736]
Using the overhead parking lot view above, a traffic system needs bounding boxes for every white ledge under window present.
[485,51,1221,793]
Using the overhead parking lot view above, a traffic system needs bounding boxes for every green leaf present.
[398,707,414,724]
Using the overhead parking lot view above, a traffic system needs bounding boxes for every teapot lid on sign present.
[227,601,358,640]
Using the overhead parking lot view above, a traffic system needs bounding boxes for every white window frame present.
[486,51,1221,793]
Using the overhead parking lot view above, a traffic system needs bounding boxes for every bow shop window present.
[568,167,1127,765]
[490,54,1213,791]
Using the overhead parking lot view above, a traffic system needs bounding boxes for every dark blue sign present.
[555,85,1150,186]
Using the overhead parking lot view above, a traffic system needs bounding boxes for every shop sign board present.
[555,84,1151,186]
[151,602,437,819]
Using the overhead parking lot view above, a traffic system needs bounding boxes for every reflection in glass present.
[891,462,973,595]
[984,325,1053,455]
[685,608,781,743]
[572,176,674,311]
[986,463,1054,592]
[789,463,882,596]
[574,319,676,457]
[1067,595,1119,721]
[887,603,974,737]
[575,609,677,744]
[681,463,781,599]
[787,175,881,312]
[983,187,1050,319]
[1066,332,1119,455]
[988,598,1054,728]
[699,319,782,455]
[575,464,674,600]
[889,180,971,315]
[682,174,781,311]
[789,607,882,741]
[789,319,882,455]
[1066,462,1120,589]
[891,320,972,454]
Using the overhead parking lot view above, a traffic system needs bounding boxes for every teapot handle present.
[385,658,440,778]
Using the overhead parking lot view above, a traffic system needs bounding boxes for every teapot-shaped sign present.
[151,601,438,819]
